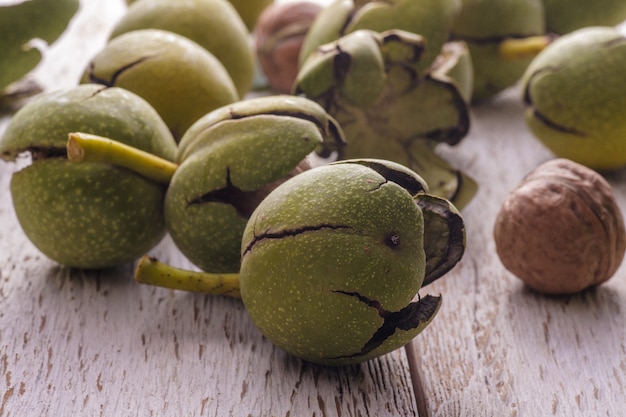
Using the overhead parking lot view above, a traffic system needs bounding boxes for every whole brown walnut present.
[494,158,626,295]
[254,1,322,93]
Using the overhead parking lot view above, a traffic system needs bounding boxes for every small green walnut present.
[299,0,462,75]
[82,29,239,141]
[543,0,626,34]
[239,159,465,365]
[111,0,255,98]
[226,0,275,31]
[0,84,178,269]
[125,0,274,31]
[520,26,626,170]
[494,158,626,295]
[165,95,345,273]
[450,0,546,102]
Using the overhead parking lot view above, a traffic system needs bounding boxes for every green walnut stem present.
[67,132,178,184]
[135,256,241,298]
[498,35,553,60]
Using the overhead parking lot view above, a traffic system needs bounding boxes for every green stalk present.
[498,35,553,60]
[134,256,241,298]
[67,132,178,184]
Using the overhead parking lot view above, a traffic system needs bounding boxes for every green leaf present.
[0,0,80,90]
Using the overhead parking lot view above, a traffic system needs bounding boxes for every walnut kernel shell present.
[494,158,626,294]
[254,1,322,93]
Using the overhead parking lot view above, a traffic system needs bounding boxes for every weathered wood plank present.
[0,1,420,415]
[0,225,419,416]
[408,87,626,417]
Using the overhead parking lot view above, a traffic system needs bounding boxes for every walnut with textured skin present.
[494,158,626,295]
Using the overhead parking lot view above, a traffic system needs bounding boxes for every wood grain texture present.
[0,1,420,416]
[408,88,626,417]
[3,1,626,416]
[0,223,419,416]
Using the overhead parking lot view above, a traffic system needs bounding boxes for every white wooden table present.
[2,1,626,415]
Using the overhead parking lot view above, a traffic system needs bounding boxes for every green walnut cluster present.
[3,89,465,365]
[135,158,465,365]
[0,84,177,269]
[520,26,626,170]
[450,0,546,102]
[84,0,256,141]
[112,0,255,98]
[1,90,347,274]
[449,0,626,102]
[164,95,345,273]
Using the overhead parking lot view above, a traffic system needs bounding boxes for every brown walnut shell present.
[254,1,322,93]
[494,158,626,295]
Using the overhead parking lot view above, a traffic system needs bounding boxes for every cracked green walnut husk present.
[521,26,626,171]
[82,29,239,141]
[111,0,255,98]
[299,0,462,75]
[0,84,177,269]
[136,159,466,365]
[64,95,345,273]
[294,28,477,209]
[166,95,346,273]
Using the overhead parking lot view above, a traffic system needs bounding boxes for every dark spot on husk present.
[385,234,400,248]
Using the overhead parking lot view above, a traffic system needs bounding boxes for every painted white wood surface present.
[0,1,419,416]
[2,1,626,416]
[407,88,626,417]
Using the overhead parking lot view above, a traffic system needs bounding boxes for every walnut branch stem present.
[134,256,241,298]
[67,132,178,184]
[498,35,553,60]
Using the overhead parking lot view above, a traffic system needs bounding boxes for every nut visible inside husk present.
[255,1,322,93]
[493,158,626,295]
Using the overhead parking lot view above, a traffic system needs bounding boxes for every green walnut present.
[111,0,255,97]
[520,26,626,170]
[294,28,477,209]
[227,0,274,30]
[543,0,626,35]
[0,84,177,269]
[299,0,462,75]
[82,29,239,141]
[165,95,346,273]
[239,159,465,365]
[450,0,546,102]
[125,0,274,31]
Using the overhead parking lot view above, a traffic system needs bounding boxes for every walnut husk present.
[494,158,626,294]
